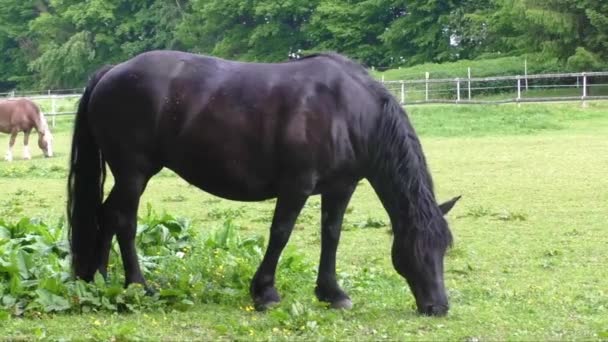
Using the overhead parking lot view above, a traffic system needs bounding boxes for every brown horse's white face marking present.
[37,111,53,158]
[38,130,53,157]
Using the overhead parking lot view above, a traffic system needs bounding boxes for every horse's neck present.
[34,111,48,134]
[367,114,438,232]
[369,167,437,230]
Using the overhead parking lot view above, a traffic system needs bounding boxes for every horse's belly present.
[166,158,278,202]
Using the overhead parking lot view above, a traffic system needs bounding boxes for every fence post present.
[51,96,57,127]
[425,72,430,102]
[10,90,15,98]
[517,76,521,102]
[467,67,472,100]
[582,72,588,107]
[524,58,529,91]
[400,81,405,104]
[582,73,587,98]
[456,78,461,102]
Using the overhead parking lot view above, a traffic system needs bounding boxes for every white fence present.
[1,71,607,124]
[382,71,608,105]
[0,92,81,127]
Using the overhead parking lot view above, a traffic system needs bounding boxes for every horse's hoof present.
[251,283,281,311]
[418,304,448,316]
[330,298,353,310]
[254,300,280,311]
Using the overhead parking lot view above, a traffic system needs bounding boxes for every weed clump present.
[0,206,313,317]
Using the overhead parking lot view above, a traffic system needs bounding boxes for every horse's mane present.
[370,97,452,258]
[298,53,451,257]
[296,53,452,259]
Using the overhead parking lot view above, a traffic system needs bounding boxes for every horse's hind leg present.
[101,172,151,286]
[315,185,356,309]
[97,213,116,280]
[22,129,31,160]
[4,130,17,161]
[251,192,309,310]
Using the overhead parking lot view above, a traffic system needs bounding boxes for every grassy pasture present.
[372,54,566,81]
[1,102,607,340]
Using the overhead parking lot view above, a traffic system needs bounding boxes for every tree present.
[444,0,494,60]
[0,0,43,90]
[26,0,185,88]
[178,0,318,62]
[0,0,605,90]
[483,0,608,61]
[380,0,461,65]
[305,0,393,67]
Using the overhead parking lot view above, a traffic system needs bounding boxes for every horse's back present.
[88,51,380,200]
[0,98,40,133]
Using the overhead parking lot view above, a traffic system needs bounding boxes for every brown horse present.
[0,98,53,161]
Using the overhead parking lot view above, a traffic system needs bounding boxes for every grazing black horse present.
[68,50,460,316]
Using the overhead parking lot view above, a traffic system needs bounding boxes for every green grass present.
[408,101,607,137]
[373,54,564,81]
[34,96,80,115]
[1,102,608,340]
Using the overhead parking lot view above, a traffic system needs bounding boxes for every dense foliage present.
[0,0,606,90]
[0,206,313,317]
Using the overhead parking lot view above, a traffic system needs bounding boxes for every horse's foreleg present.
[4,131,18,161]
[102,174,149,286]
[315,185,356,309]
[22,130,31,160]
[251,192,308,310]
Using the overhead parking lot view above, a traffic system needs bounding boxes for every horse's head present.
[391,195,460,316]
[38,129,54,157]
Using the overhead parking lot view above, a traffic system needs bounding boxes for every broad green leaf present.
[35,289,71,312]
[0,226,10,240]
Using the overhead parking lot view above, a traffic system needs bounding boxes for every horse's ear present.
[439,195,461,215]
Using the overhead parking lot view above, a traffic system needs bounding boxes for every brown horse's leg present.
[101,173,149,286]
[251,192,308,310]
[315,184,356,309]
[4,130,18,162]
[23,129,31,160]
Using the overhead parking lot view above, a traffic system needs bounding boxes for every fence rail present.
[1,71,607,125]
[382,71,608,105]
[0,93,81,127]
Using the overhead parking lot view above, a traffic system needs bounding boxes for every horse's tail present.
[67,65,113,280]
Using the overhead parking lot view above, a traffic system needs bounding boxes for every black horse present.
[67,51,460,316]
